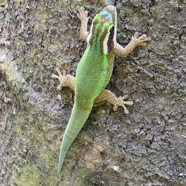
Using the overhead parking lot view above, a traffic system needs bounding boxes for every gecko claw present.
[51,68,67,90]
[113,96,133,114]
[132,32,151,46]
[77,5,89,22]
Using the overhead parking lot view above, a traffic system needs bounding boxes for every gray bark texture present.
[0,0,185,185]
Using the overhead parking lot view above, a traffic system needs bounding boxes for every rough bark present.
[0,0,185,185]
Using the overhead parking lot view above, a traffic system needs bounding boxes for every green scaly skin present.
[58,4,117,173]
[52,3,151,173]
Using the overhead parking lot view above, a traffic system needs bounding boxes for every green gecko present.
[52,2,151,173]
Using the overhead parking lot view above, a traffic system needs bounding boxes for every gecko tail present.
[58,101,93,173]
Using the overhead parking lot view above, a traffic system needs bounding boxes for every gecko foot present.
[77,5,89,23]
[113,95,133,114]
[51,68,68,90]
[132,32,151,46]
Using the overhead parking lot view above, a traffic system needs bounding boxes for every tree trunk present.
[0,0,185,185]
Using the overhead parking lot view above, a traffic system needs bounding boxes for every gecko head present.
[87,5,117,54]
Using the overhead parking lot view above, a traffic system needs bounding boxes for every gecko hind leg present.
[95,90,133,114]
[51,68,75,91]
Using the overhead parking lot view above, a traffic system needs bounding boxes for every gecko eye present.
[107,25,114,52]
[110,26,114,33]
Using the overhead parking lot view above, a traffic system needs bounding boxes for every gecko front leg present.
[114,32,151,57]
[77,5,89,41]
